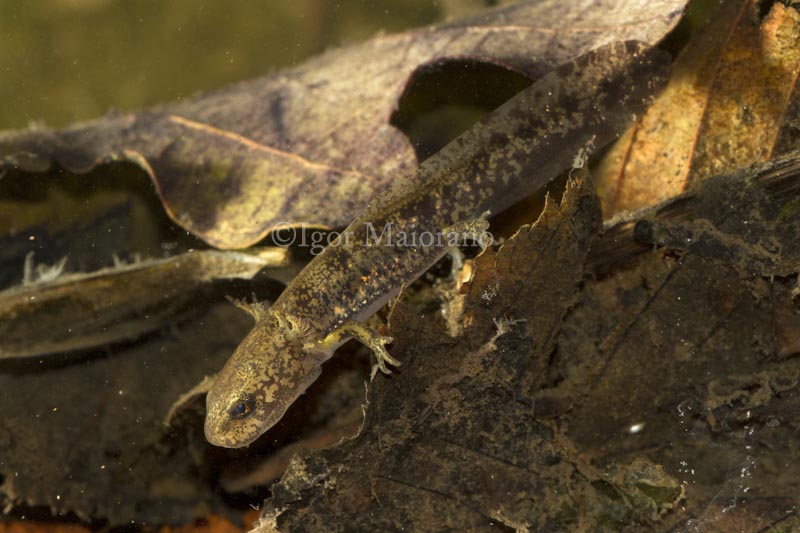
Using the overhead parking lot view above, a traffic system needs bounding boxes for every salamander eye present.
[228,395,255,419]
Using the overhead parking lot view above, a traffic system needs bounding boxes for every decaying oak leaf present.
[596,0,800,215]
[601,150,800,279]
[670,498,798,532]
[0,0,687,249]
[0,247,288,359]
[255,176,681,531]
[0,302,253,525]
[254,152,800,531]
[0,293,371,526]
[559,152,800,530]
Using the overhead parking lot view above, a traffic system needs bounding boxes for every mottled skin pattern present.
[205,41,670,447]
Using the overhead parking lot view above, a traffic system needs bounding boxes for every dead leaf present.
[690,2,800,178]
[0,248,288,359]
[563,152,800,529]
[0,302,250,524]
[255,152,800,531]
[0,524,89,533]
[0,300,370,526]
[157,513,259,533]
[668,498,798,532]
[257,176,615,531]
[596,0,800,215]
[0,0,687,249]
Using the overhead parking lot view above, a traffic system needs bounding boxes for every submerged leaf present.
[596,0,800,215]
[0,248,288,359]
[0,0,687,248]
[257,152,800,531]
[257,175,605,531]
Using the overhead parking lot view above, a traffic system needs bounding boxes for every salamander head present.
[204,314,324,448]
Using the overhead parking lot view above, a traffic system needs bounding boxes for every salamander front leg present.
[318,321,399,379]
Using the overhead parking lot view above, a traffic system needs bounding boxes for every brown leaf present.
[690,2,800,178]
[256,176,612,531]
[0,524,89,533]
[668,498,798,532]
[0,303,251,524]
[596,0,800,215]
[0,0,687,249]
[0,248,288,359]
[158,513,259,533]
[255,151,800,530]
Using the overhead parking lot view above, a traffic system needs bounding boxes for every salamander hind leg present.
[444,210,493,251]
